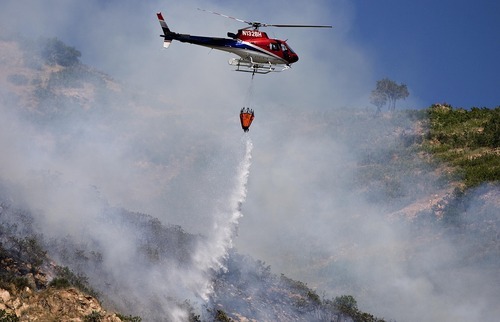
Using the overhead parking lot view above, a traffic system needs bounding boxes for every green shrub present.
[116,314,142,322]
[11,277,30,290]
[214,309,233,322]
[51,266,99,299]
[333,295,358,311]
[48,277,71,289]
[332,295,385,322]
[0,309,19,322]
[84,311,103,322]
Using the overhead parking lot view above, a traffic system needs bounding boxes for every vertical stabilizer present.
[157,12,173,48]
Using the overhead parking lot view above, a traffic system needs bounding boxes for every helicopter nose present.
[290,53,299,63]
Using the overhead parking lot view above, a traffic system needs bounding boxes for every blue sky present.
[350,0,499,108]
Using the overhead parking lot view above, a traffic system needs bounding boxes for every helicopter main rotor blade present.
[264,24,333,28]
[197,8,253,26]
[198,8,332,29]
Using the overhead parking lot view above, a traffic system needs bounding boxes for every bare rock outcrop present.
[0,286,121,321]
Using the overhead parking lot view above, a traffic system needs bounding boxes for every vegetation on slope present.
[212,252,386,321]
[341,104,499,206]
[423,104,500,188]
[0,203,141,321]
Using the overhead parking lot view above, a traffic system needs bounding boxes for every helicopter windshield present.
[282,43,296,54]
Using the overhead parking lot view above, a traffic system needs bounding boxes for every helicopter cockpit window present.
[270,43,280,51]
[284,43,296,54]
[281,44,289,52]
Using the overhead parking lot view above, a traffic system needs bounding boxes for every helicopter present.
[156,9,332,74]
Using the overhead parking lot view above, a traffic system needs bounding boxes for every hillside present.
[1,33,499,321]
[0,203,133,321]
[0,198,380,321]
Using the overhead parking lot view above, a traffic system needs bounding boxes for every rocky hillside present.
[0,287,122,322]
[1,201,379,321]
[0,207,132,321]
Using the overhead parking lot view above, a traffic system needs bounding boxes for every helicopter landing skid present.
[229,58,290,75]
